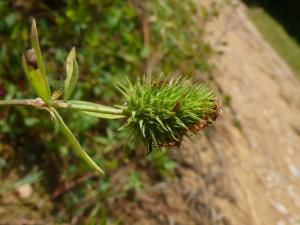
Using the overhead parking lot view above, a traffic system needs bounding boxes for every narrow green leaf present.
[22,54,51,104]
[30,19,51,103]
[52,109,105,174]
[68,100,123,114]
[31,19,46,76]
[64,47,79,101]
[81,111,125,119]
[31,69,51,104]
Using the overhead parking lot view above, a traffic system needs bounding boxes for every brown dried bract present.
[24,48,37,68]
[158,140,181,148]
[159,99,220,148]
[152,80,167,88]
[189,119,208,133]
[172,91,189,112]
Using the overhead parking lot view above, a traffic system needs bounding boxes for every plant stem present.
[0,98,124,115]
[0,99,34,106]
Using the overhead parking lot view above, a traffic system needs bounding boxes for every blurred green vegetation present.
[243,0,300,44]
[243,0,300,76]
[0,0,213,223]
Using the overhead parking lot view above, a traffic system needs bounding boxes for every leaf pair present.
[22,19,79,104]
[68,100,125,119]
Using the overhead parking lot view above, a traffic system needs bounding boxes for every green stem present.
[0,98,124,115]
[0,99,34,106]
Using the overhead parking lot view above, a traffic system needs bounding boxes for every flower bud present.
[118,77,219,152]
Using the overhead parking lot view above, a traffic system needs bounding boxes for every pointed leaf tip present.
[30,18,51,103]
[64,47,79,101]
[30,19,44,71]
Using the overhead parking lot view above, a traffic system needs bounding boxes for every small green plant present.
[0,20,219,174]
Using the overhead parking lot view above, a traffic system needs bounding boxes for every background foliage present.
[241,0,300,76]
[0,0,213,223]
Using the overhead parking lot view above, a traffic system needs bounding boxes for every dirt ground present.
[198,0,300,224]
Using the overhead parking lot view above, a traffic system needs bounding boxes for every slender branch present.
[0,98,124,115]
[0,99,35,106]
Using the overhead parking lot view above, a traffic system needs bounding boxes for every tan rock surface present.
[184,1,300,224]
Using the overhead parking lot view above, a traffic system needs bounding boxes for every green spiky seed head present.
[118,76,220,152]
